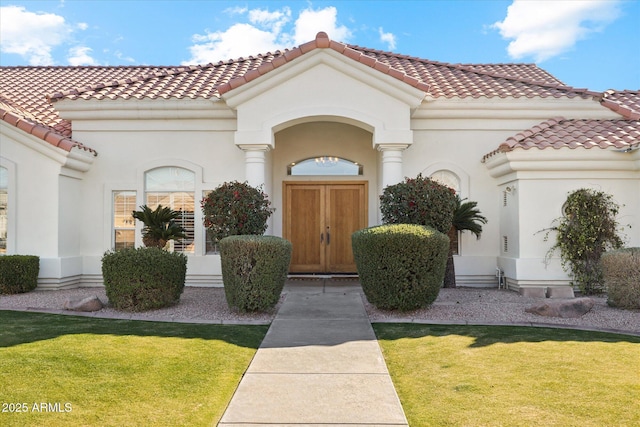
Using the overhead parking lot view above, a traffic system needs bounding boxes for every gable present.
[223,47,427,148]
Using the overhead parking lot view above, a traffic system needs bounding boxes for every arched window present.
[0,166,7,254]
[145,167,195,253]
[430,169,461,255]
[429,170,460,194]
[288,156,362,176]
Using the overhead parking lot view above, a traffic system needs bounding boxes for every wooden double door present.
[284,182,367,273]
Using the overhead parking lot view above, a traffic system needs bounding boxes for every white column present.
[377,144,409,189]
[239,144,270,188]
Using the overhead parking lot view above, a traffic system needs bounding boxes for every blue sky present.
[1,0,638,91]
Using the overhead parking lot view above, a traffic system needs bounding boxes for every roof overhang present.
[485,146,639,183]
[1,120,95,174]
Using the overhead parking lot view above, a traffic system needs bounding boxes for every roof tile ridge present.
[449,63,602,97]
[47,65,208,102]
[218,32,430,96]
[0,107,97,155]
[346,44,599,97]
[599,90,640,119]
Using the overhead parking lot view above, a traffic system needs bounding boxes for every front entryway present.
[284,182,367,273]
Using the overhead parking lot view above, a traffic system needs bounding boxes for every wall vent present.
[503,191,508,207]
[502,236,508,253]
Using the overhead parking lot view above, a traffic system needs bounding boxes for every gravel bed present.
[1,285,638,335]
[365,288,640,335]
[0,287,279,325]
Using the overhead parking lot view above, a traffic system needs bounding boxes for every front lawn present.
[0,311,267,427]
[374,324,640,427]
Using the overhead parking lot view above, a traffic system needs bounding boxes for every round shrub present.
[102,247,187,311]
[202,181,274,248]
[352,224,449,311]
[601,248,640,310]
[0,255,39,294]
[220,235,292,312]
[380,174,457,234]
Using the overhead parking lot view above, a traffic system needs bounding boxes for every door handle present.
[320,232,324,244]
[326,226,330,245]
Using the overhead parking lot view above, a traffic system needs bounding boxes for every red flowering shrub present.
[379,174,457,234]
[202,181,274,247]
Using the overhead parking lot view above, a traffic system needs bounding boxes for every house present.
[1,32,638,291]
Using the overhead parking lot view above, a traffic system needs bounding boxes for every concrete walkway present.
[218,279,408,426]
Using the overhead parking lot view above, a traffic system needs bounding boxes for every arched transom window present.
[145,167,195,253]
[288,156,362,176]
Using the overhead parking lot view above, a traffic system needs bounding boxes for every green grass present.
[0,311,268,427]
[374,324,640,427]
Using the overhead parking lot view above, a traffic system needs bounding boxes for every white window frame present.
[0,158,17,254]
[137,160,204,255]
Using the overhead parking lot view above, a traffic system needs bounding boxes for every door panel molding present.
[284,181,367,273]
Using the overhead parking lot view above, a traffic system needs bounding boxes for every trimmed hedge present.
[0,255,40,294]
[601,247,640,310]
[352,224,449,311]
[102,247,187,311]
[220,235,292,312]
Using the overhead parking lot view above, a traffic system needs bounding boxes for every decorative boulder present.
[64,295,104,312]
[525,297,595,318]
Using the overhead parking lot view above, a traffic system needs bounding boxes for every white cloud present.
[183,6,352,65]
[186,23,285,64]
[292,6,351,45]
[378,27,396,50]
[114,50,136,63]
[492,0,621,62]
[68,46,98,66]
[0,5,71,65]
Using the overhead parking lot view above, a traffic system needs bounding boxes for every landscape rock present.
[525,297,595,318]
[64,295,103,312]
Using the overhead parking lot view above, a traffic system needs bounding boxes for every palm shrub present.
[202,181,274,249]
[219,235,292,312]
[380,174,457,234]
[544,188,625,295]
[132,205,186,249]
[0,255,39,294]
[444,197,487,288]
[600,248,640,309]
[102,247,187,311]
[352,224,449,310]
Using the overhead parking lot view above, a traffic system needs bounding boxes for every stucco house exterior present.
[1,32,638,291]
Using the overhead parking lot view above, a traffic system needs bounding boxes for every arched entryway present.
[272,121,375,273]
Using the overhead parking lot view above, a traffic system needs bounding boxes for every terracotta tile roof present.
[0,97,97,155]
[42,33,597,103]
[598,90,640,119]
[1,32,634,159]
[1,65,176,134]
[1,65,177,155]
[482,117,640,161]
[347,47,597,100]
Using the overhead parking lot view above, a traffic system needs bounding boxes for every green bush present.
[220,235,292,312]
[544,188,624,295]
[0,255,39,294]
[102,247,187,311]
[202,181,274,248]
[601,248,640,310]
[380,174,457,234]
[352,224,449,311]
